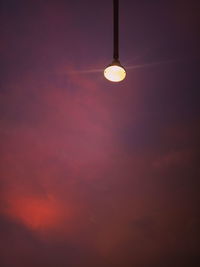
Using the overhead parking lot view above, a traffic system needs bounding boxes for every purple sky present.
[0,0,200,266]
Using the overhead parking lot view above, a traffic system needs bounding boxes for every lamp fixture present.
[104,0,126,82]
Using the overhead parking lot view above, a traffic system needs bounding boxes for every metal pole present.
[113,0,119,60]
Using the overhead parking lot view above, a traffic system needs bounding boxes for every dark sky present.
[0,0,200,266]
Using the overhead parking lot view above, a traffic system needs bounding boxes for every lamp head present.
[104,59,126,82]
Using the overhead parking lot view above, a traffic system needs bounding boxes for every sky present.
[0,0,200,266]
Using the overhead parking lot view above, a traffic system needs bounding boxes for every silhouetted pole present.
[113,0,119,60]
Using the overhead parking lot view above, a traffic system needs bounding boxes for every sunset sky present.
[0,0,200,266]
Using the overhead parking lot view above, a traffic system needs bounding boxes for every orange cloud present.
[2,193,64,232]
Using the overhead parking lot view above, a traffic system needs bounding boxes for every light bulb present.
[104,63,126,82]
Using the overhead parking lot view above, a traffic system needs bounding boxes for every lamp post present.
[104,0,126,82]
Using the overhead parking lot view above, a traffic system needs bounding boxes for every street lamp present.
[104,0,126,82]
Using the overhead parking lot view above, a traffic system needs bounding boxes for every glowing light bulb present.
[104,62,126,82]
